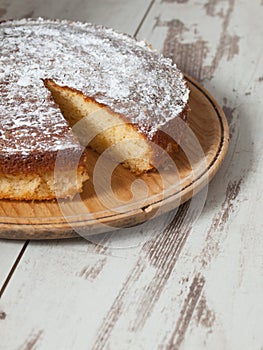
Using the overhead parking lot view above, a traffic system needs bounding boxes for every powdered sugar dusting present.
[0,18,189,157]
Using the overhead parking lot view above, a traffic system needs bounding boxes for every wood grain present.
[0,0,263,349]
[0,77,228,239]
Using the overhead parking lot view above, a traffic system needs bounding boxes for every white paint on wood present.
[0,0,153,35]
[0,241,25,291]
[0,0,263,349]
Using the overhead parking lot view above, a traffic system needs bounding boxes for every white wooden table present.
[0,1,262,349]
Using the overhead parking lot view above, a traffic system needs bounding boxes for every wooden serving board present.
[0,76,229,239]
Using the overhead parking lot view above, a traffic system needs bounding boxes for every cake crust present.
[0,18,190,199]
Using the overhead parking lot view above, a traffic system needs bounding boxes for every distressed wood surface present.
[0,0,263,349]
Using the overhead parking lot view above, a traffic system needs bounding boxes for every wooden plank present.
[0,217,178,349]
[0,0,153,34]
[0,241,27,293]
[1,0,263,349]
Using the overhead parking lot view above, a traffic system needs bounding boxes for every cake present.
[0,18,190,201]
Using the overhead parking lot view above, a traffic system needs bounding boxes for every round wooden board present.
[0,76,229,240]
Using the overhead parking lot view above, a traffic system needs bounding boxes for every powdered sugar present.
[0,18,189,157]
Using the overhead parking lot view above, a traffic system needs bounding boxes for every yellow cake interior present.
[0,167,88,201]
[44,79,154,174]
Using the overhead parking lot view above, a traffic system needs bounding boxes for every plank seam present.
[0,240,29,298]
[134,0,156,38]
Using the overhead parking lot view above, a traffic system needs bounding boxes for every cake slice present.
[44,79,157,174]
[44,79,189,174]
